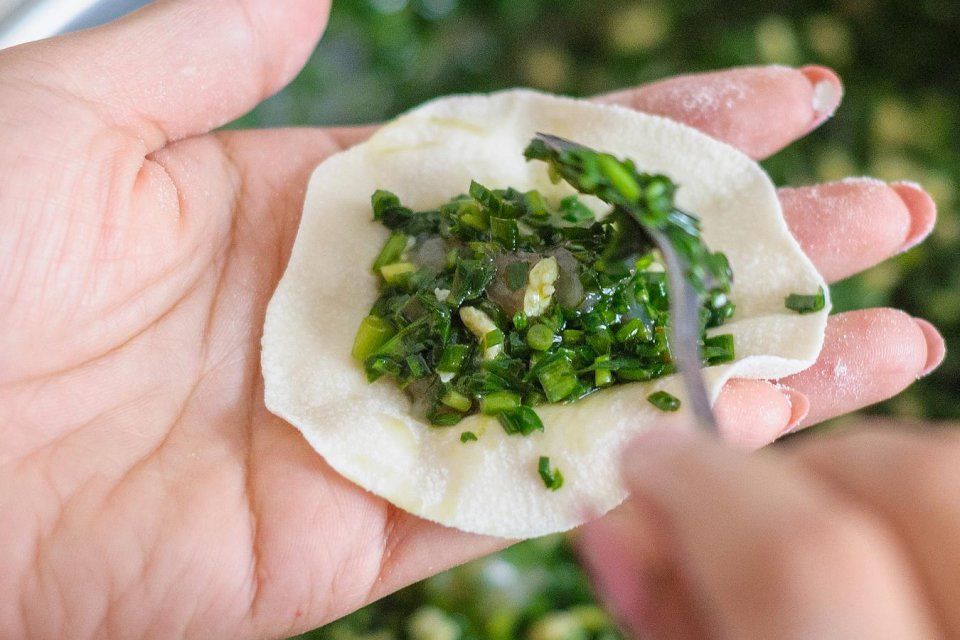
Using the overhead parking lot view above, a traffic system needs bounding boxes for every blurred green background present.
[233,1,960,637]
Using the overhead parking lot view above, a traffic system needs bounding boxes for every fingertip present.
[713,379,796,448]
[890,181,938,252]
[276,0,333,90]
[782,309,935,426]
[40,0,334,145]
[240,0,332,97]
[778,178,913,283]
[913,318,946,378]
[799,64,843,128]
[598,65,842,159]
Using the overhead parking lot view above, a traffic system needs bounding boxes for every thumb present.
[1,0,330,148]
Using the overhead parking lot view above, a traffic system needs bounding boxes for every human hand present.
[0,0,944,637]
[581,421,960,638]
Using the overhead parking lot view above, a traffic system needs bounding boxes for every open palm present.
[0,1,944,639]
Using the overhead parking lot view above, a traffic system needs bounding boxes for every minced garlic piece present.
[459,306,501,359]
[523,256,559,317]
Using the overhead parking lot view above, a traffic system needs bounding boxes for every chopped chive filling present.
[353,137,738,481]
[538,456,564,490]
[442,389,472,412]
[352,315,395,361]
[480,390,521,415]
[460,431,478,443]
[785,286,826,314]
[526,323,555,351]
[648,390,681,412]
[499,406,544,436]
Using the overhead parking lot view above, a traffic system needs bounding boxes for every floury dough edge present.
[260,89,830,539]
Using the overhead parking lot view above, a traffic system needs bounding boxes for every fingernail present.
[891,181,938,252]
[914,318,946,377]
[800,65,843,127]
[777,388,811,437]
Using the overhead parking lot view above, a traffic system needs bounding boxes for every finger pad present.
[714,379,793,448]
[613,66,815,158]
[780,179,911,283]
[782,310,928,425]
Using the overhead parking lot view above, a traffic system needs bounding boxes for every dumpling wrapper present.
[261,89,830,539]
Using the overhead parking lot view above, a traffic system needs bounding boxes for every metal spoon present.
[533,132,718,432]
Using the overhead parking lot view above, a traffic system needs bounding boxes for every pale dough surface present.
[261,89,830,538]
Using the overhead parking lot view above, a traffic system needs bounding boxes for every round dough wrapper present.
[261,89,830,539]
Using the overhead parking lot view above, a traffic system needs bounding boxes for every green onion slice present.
[647,390,681,412]
[538,456,564,490]
[785,286,826,314]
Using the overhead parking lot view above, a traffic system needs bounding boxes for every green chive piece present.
[372,232,408,271]
[449,257,495,305]
[648,390,681,412]
[634,253,655,271]
[594,355,612,387]
[366,355,400,381]
[547,163,562,184]
[524,190,549,217]
[785,286,826,314]
[452,196,489,232]
[559,195,595,223]
[483,328,505,350]
[537,357,578,402]
[371,189,401,218]
[703,333,735,365]
[615,317,653,343]
[498,405,544,436]
[406,354,429,378]
[562,329,584,344]
[512,312,528,331]
[379,261,415,284]
[437,343,470,375]
[444,247,459,270]
[505,262,530,292]
[526,323,556,351]
[644,177,673,211]
[491,216,520,250]
[460,431,478,443]
[480,391,521,415]
[597,154,641,202]
[351,315,395,361]
[461,211,488,231]
[429,410,463,427]
[587,329,613,355]
[618,367,655,381]
[442,389,472,412]
[538,456,564,491]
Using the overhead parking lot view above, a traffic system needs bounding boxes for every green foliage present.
[262,1,960,636]
[296,536,621,640]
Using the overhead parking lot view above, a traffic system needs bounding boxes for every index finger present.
[221,65,845,225]
[598,65,843,159]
